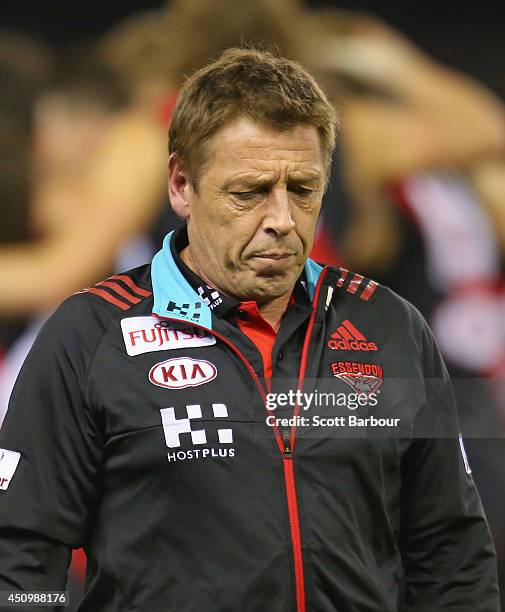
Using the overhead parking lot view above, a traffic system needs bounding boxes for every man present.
[0,48,499,611]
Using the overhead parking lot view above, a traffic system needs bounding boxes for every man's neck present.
[180,246,292,332]
[254,293,292,332]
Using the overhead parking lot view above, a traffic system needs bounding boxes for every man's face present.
[169,118,325,302]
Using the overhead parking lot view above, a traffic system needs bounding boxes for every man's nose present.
[262,188,295,237]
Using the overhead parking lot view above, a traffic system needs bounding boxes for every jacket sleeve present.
[0,297,104,599]
[399,314,500,611]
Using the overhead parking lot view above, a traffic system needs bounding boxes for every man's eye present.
[230,191,262,201]
[291,186,314,197]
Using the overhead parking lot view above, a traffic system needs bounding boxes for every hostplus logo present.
[160,403,235,462]
[165,300,202,321]
[328,320,378,352]
[197,284,223,311]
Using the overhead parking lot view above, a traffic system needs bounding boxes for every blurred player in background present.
[0,39,166,321]
[0,33,54,425]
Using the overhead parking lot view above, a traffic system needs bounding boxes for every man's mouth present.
[252,252,295,260]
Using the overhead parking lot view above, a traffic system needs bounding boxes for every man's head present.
[168,47,338,303]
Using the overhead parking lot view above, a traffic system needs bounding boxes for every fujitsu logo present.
[328,320,378,351]
[121,316,216,356]
[131,325,206,347]
[149,357,217,389]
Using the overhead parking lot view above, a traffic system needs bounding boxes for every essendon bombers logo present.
[331,361,383,395]
[328,320,378,351]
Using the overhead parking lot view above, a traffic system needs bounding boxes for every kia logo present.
[149,357,217,389]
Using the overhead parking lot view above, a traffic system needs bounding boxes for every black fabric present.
[0,262,499,612]
[0,319,29,355]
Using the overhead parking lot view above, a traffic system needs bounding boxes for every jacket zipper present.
[154,267,328,612]
[282,430,306,611]
[283,431,292,458]
[279,266,329,612]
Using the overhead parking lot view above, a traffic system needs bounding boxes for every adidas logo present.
[328,320,378,351]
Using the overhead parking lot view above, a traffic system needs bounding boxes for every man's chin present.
[240,273,296,302]
[228,260,304,301]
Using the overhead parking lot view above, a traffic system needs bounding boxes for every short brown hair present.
[168,47,338,187]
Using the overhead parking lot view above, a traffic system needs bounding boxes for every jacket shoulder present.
[330,265,427,331]
[331,267,380,303]
[73,264,152,314]
[38,265,153,355]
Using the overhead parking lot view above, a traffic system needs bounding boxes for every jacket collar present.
[151,227,324,330]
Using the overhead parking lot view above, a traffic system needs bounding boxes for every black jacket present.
[0,229,499,611]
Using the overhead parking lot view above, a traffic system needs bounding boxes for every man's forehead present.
[221,167,322,189]
[206,118,323,172]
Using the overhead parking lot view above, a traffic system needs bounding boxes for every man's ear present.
[168,154,191,219]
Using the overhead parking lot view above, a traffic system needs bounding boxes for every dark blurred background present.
[4,0,505,98]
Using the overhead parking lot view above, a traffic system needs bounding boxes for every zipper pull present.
[283,431,292,458]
